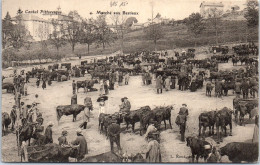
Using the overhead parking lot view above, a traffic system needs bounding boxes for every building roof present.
[12,14,51,23]
[200,1,224,8]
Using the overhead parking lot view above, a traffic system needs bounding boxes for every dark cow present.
[27,143,78,162]
[220,142,258,163]
[99,113,112,136]
[2,112,11,135]
[215,107,233,143]
[124,106,151,133]
[56,104,85,122]
[198,111,216,138]
[153,106,174,130]
[222,81,235,96]
[81,151,123,162]
[186,136,212,162]
[77,80,96,93]
[2,82,15,93]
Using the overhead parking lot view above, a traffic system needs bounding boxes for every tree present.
[125,17,138,28]
[144,24,164,51]
[110,14,127,53]
[186,13,205,46]
[244,0,259,27]
[49,19,67,60]
[2,12,13,49]
[80,19,96,54]
[95,15,117,50]
[61,11,82,52]
[208,8,223,44]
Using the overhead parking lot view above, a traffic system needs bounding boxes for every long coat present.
[72,135,88,158]
[156,77,163,89]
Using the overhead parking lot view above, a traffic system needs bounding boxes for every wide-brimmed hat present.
[123,97,128,99]
[62,130,68,136]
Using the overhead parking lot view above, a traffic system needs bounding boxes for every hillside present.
[2,19,258,67]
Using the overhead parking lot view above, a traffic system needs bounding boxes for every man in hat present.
[107,119,121,153]
[71,129,88,161]
[144,120,158,141]
[177,104,189,142]
[58,130,68,146]
[119,97,131,114]
[72,80,76,94]
[179,104,189,116]
[143,134,162,162]
[10,105,17,130]
[45,122,53,144]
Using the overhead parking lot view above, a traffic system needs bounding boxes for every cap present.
[123,97,128,99]
[182,103,187,106]
[76,129,82,134]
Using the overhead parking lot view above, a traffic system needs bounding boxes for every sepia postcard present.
[1,0,259,163]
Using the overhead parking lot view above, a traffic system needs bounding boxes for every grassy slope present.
[7,20,259,60]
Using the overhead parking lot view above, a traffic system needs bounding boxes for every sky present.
[2,0,248,23]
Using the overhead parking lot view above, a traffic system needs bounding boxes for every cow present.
[153,106,174,130]
[56,104,85,122]
[2,82,15,93]
[2,112,11,135]
[98,113,112,136]
[81,151,123,162]
[26,143,78,162]
[222,81,235,96]
[215,107,233,143]
[186,136,212,163]
[124,106,151,133]
[198,111,216,139]
[220,142,258,163]
[76,80,96,93]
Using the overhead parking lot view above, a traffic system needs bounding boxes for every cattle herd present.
[1,42,259,163]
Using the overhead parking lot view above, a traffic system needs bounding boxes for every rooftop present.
[200,1,224,8]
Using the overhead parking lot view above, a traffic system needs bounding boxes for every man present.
[58,130,68,146]
[176,104,189,142]
[143,135,161,162]
[107,119,121,152]
[80,97,92,129]
[45,122,53,144]
[179,104,189,116]
[72,80,76,94]
[71,129,88,161]
[119,97,131,114]
[20,102,27,124]
[241,78,250,99]
[144,120,158,141]
[24,82,28,96]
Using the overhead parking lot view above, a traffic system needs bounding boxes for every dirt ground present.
[1,53,256,163]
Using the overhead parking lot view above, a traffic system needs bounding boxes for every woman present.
[98,98,106,117]
[164,76,171,91]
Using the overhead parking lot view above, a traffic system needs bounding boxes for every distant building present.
[11,7,74,41]
[130,22,143,30]
[200,1,224,18]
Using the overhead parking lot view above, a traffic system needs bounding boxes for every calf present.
[186,136,212,162]
[220,142,258,163]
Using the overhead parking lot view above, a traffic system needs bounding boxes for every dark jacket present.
[72,134,88,157]
[44,126,53,143]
